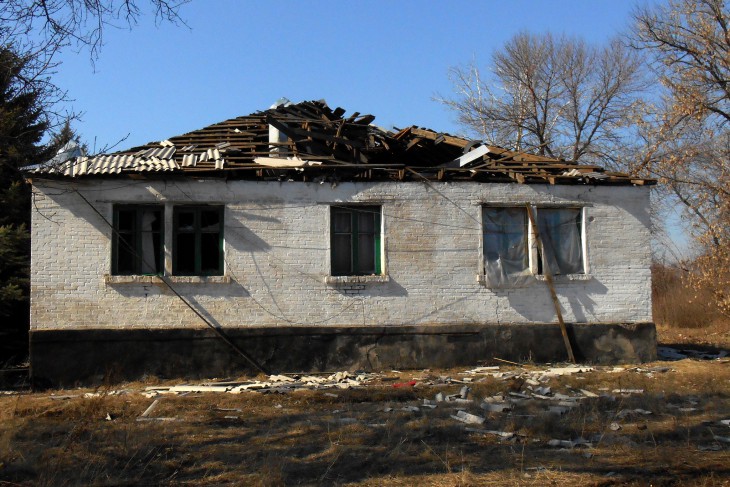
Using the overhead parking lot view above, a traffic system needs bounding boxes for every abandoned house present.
[26,99,656,385]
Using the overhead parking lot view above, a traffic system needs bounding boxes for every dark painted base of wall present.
[30,322,656,387]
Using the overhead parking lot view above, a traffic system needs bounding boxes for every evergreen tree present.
[0,45,60,362]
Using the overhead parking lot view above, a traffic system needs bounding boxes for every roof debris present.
[30,100,655,186]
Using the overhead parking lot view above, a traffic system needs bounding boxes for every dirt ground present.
[1,321,729,486]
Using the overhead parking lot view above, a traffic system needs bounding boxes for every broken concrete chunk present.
[435,392,444,402]
[612,389,644,395]
[459,386,470,399]
[579,389,599,398]
[609,422,621,431]
[451,410,485,425]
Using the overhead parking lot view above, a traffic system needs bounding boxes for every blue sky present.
[53,0,646,152]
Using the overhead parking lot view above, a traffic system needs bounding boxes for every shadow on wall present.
[506,279,608,323]
[331,278,409,298]
[107,279,250,299]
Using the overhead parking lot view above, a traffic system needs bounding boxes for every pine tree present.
[0,46,59,363]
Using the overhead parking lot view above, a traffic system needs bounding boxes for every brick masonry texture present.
[30,179,653,332]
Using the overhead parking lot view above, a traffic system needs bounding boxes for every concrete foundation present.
[30,322,656,387]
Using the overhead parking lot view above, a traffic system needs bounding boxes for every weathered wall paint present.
[30,179,653,331]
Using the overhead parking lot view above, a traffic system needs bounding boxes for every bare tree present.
[439,32,647,166]
[633,0,730,315]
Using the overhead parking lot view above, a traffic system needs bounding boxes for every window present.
[537,208,583,275]
[331,205,382,276]
[481,206,585,285]
[112,205,164,275]
[173,206,224,276]
[482,207,530,286]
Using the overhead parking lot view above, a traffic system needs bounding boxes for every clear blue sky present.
[52,0,646,152]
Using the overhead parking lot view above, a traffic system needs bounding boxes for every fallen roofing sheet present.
[29,100,655,186]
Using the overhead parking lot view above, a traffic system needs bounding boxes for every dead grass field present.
[1,351,728,487]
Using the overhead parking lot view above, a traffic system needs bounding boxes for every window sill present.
[535,274,592,282]
[324,275,390,286]
[477,273,592,286]
[104,275,231,285]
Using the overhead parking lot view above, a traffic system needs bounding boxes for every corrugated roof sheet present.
[28,100,655,186]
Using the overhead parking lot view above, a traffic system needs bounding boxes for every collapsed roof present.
[29,100,654,186]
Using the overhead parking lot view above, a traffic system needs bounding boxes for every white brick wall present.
[30,179,653,331]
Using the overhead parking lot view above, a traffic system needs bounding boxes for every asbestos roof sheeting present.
[28,100,655,186]
[35,154,179,176]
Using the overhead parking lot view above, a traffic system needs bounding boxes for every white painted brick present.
[30,179,653,330]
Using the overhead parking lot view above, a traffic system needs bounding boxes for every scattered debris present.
[616,409,653,419]
[139,399,160,418]
[612,389,644,395]
[548,438,592,449]
[451,410,486,425]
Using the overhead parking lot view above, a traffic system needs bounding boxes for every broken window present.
[173,206,224,276]
[331,205,382,276]
[112,205,164,275]
[537,208,583,275]
[482,207,530,287]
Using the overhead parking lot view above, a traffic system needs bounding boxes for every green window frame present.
[112,205,164,275]
[173,206,224,276]
[331,205,382,276]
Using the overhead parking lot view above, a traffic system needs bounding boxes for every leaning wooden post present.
[525,204,576,363]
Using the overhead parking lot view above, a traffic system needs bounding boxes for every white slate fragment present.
[451,410,485,425]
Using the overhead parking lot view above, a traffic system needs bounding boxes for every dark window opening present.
[331,205,382,276]
[112,205,164,275]
[173,206,224,276]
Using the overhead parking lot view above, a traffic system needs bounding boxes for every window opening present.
[537,208,583,275]
[173,206,224,276]
[331,205,382,276]
[482,207,530,287]
[112,205,164,275]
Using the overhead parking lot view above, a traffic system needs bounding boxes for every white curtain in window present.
[483,207,532,287]
[537,208,583,275]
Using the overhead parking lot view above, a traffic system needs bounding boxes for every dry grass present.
[1,359,729,486]
[653,263,730,350]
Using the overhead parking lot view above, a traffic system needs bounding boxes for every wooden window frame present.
[172,205,224,276]
[331,205,382,277]
[112,204,164,276]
